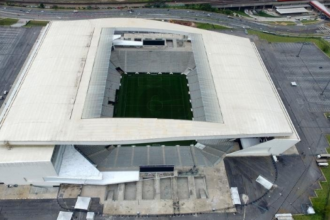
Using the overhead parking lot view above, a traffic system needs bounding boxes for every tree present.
[39,3,45,8]
[321,43,330,53]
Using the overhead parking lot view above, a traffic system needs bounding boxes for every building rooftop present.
[276,8,309,14]
[0,18,294,145]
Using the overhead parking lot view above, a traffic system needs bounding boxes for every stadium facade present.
[0,19,299,186]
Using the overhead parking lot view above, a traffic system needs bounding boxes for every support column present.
[118,183,125,201]
[172,177,178,201]
[188,176,196,199]
[155,174,161,200]
[136,181,143,200]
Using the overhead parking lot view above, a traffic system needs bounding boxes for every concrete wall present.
[0,161,58,185]
[198,139,230,147]
[227,138,299,157]
[112,50,194,73]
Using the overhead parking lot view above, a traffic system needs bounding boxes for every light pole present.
[296,42,305,57]
[320,78,330,96]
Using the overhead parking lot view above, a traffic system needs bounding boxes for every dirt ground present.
[170,20,196,27]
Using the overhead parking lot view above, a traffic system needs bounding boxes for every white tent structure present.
[0,19,299,186]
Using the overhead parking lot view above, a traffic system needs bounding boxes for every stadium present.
[0,18,299,186]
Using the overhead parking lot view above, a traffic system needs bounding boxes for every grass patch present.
[230,9,250,17]
[256,11,276,17]
[114,74,192,120]
[25,20,49,27]
[294,146,330,220]
[217,9,250,17]
[248,30,330,58]
[164,3,217,12]
[301,20,321,25]
[324,113,330,120]
[195,22,230,30]
[0,18,18,26]
[267,21,296,26]
[294,214,324,220]
[164,4,249,17]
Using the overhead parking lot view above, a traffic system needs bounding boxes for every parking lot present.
[256,41,330,213]
[0,27,41,108]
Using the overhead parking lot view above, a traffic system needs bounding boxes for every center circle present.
[139,86,171,118]
[148,96,163,112]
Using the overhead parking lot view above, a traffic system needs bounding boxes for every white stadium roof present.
[0,18,295,145]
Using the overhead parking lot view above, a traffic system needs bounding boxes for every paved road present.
[0,198,103,220]
[4,0,330,8]
[0,0,311,7]
[0,6,325,35]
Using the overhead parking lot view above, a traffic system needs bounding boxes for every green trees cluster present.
[145,1,167,8]
[321,43,330,53]
[182,4,216,12]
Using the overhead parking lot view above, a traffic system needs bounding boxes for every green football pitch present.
[114,74,192,120]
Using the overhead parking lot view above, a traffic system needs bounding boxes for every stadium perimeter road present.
[0,7,324,35]
[0,27,41,108]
